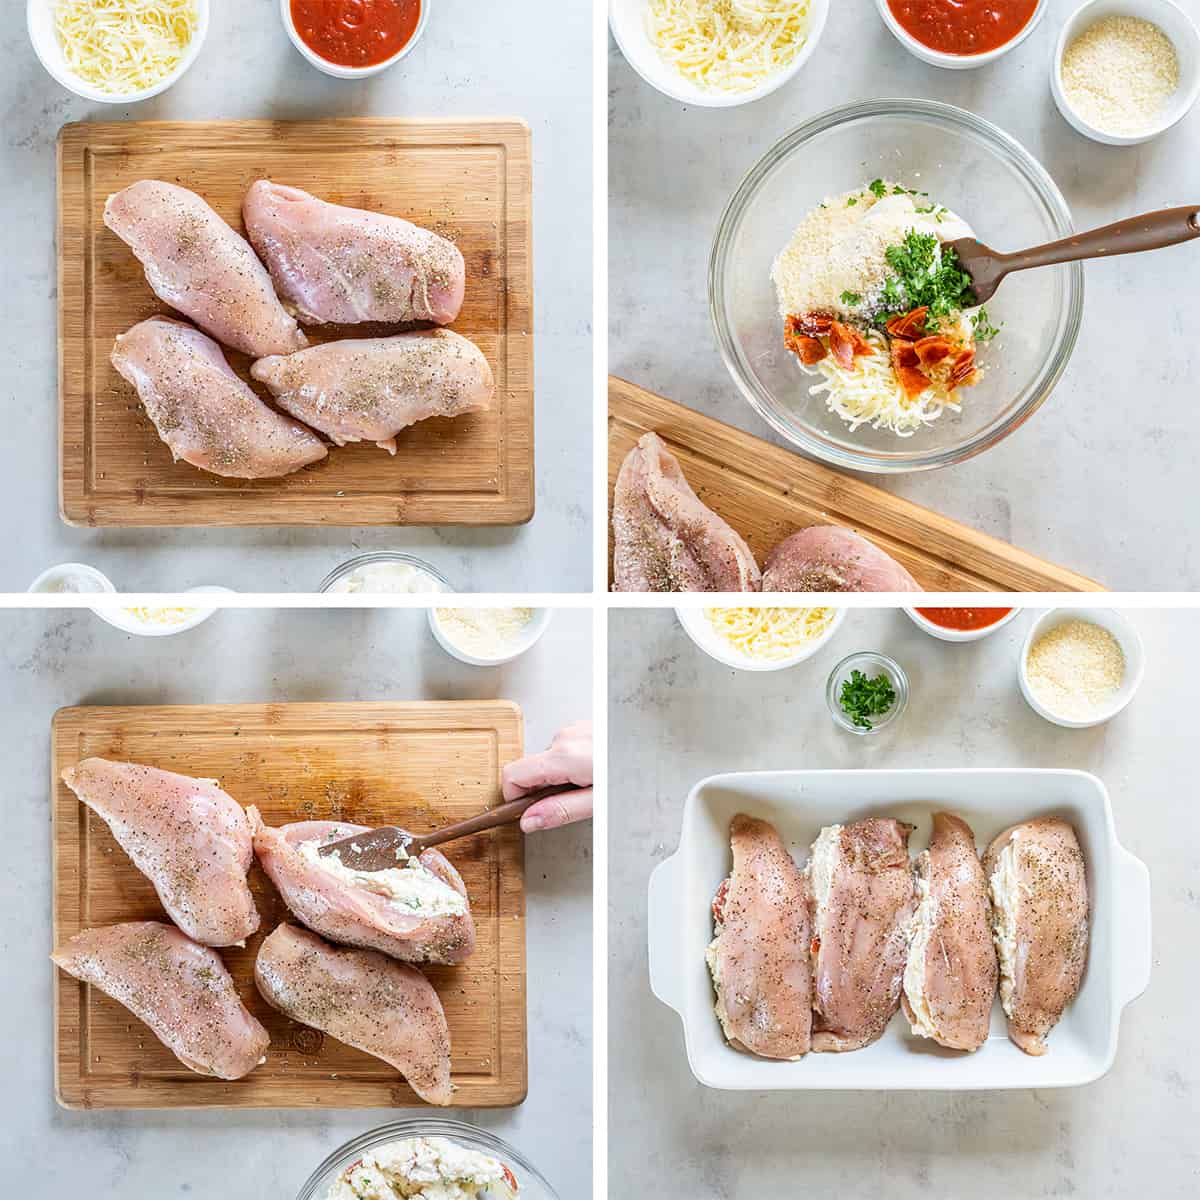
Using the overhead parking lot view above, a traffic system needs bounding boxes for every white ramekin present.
[91,587,234,638]
[874,0,1047,69]
[429,607,552,667]
[280,0,429,79]
[903,606,1022,643]
[675,607,846,672]
[27,0,210,103]
[1052,0,1200,145]
[28,563,116,594]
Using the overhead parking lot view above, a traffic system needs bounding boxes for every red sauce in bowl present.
[290,0,421,68]
[916,607,1013,631]
[887,0,1038,56]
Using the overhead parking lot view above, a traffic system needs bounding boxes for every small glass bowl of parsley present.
[826,652,909,736]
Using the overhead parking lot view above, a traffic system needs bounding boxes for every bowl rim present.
[279,0,430,78]
[873,0,1049,69]
[319,552,454,594]
[608,0,831,109]
[709,97,1085,474]
[1050,0,1200,146]
[293,1118,562,1200]
[27,0,211,103]
[674,605,846,671]
[902,605,1023,642]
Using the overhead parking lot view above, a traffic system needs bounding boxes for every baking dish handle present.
[1112,842,1152,1011]
[647,850,685,1016]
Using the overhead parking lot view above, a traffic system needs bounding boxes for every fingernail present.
[522,815,546,832]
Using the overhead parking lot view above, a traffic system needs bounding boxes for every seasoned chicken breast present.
[243,180,466,327]
[983,817,1089,1056]
[249,811,476,965]
[762,526,920,592]
[902,812,998,1052]
[612,432,761,592]
[52,922,269,1080]
[104,180,306,358]
[254,924,452,1106]
[62,758,260,947]
[706,814,813,1059]
[809,818,916,1052]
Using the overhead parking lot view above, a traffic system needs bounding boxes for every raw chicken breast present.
[706,814,812,1059]
[612,432,761,592]
[52,922,269,1080]
[255,924,452,1105]
[983,818,1089,1056]
[809,818,916,1052]
[104,180,306,358]
[112,318,328,479]
[243,180,466,326]
[251,331,493,454]
[902,813,998,1052]
[249,810,476,965]
[62,757,260,947]
[762,526,920,592]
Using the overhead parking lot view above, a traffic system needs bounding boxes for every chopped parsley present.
[868,178,888,198]
[840,290,862,306]
[846,196,858,207]
[874,229,978,326]
[971,307,1002,342]
[839,669,897,731]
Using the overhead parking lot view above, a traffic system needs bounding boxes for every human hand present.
[502,720,593,832]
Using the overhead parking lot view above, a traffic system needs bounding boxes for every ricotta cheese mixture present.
[902,868,940,1039]
[301,842,468,917]
[435,608,535,658]
[1025,619,1125,720]
[988,840,1023,1015]
[807,823,841,930]
[328,1136,517,1200]
[328,562,447,594]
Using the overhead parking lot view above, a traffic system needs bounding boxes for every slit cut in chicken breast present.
[762,526,921,592]
[902,812,998,1052]
[254,924,453,1106]
[104,180,307,358]
[983,817,1089,1056]
[52,922,269,1080]
[809,818,916,1052]
[612,432,761,592]
[249,810,477,965]
[62,757,260,948]
[706,814,813,1060]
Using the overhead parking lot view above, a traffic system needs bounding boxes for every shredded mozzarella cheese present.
[704,606,836,660]
[55,0,198,95]
[645,0,811,94]
[121,606,199,626]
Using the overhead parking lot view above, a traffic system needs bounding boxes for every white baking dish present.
[648,769,1150,1090]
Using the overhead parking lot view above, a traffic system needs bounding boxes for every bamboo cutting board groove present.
[608,377,1104,592]
[52,702,527,1109]
[58,119,533,527]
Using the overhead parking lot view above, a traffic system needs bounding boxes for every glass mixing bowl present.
[295,1119,563,1200]
[709,98,1083,473]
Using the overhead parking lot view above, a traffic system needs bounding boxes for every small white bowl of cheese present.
[676,606,846,672]
[429,607,552,667]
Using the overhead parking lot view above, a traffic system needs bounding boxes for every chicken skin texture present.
[255,924,452,1105]
[52,922,269,1080]
[762,526,920,592]
[983,818,1089,1056]
[612,432,761,592]
[902,812,998,1052]
[104,180,306,358]
[706,814,813,1060]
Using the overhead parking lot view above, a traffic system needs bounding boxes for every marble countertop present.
[2,607,592,1198]
[0,0,591,592]
[609,0,1200,589]
[608,607,1198,1197]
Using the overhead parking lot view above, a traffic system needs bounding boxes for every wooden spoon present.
[316,782,587,871]
[945,204,1200,304]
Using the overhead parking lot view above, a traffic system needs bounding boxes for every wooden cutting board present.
[52,701,526,1109]
[58,119,533,527]
[609,377,1104,592]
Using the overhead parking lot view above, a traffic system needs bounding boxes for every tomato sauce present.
[887,0,1038,56]
[916,607,1013,631]
[291,0,421,68]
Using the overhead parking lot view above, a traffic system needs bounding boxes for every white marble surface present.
[609,2,1200,589]
[1,607,592,1198]
[608,606,1198,1197]
[0,0,591,592]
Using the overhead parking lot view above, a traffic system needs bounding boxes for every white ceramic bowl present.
[649,768,1151,1089]
[429,607,552,667]
[609,0,830,108]
[904,606,1022,643]
[27,0,210,103]
[1052,0,1200,145]
[91,587,233,638]
[675,606,845,672]
[280,0,429,78]
[874,0,1047,69]
[1019,608,1145,728]
[28,562,115,594]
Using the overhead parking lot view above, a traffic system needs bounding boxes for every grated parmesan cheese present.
[645,0,811,94]
[1026,618,1125,719]
[55,0,198,96]
[704,606,836,660]
[436,607,535,659]
[1061,16,1180,136]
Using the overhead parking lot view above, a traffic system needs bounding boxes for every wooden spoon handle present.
[998,205,1200,275]
[408,782,585,854]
